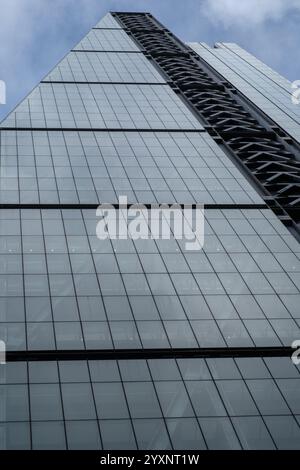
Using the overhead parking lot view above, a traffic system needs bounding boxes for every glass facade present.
[0,130,261,204]
[1,84,202,131]
[1,12,300,450]
[0,208,300,353]
[1,357,300,450]
[43,52,166,84]
[73,29,140,52]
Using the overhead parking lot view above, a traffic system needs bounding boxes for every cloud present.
[201,0,300,27]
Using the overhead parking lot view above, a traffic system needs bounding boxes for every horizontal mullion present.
[6,346,294,362]
[0,203,268,210]
[0,127,205,133]
[92,27,123,30]
[71,49,143,53]
[41,81,167,86]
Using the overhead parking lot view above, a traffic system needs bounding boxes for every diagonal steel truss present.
[113,12,300,236]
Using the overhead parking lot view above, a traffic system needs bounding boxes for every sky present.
[0,0,300,121]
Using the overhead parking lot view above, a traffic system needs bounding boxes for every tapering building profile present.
[1,11,300,450]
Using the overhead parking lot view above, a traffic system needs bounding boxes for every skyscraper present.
[1,11,300,450]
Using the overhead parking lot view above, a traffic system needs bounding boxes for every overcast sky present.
[0,0,300,121]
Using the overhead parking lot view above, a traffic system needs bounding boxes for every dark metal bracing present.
[112,12,300,233]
